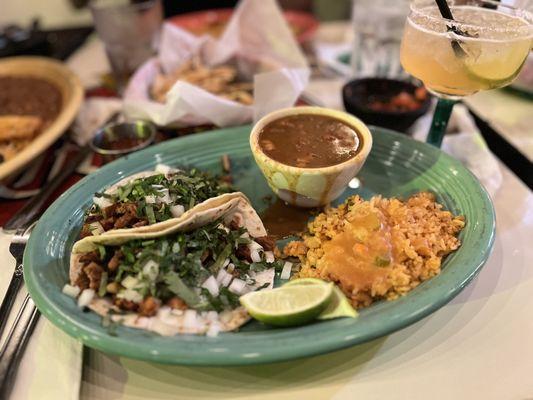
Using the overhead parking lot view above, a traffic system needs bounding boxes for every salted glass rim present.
[409,0,533,37]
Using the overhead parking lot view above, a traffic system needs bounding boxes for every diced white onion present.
[222,258,230,268]
[183,310,198,329]
[244,275,255,285]
[117,289,143,303]
[264,251,275,263]
[206,311,218,322]
[228,278,247,295]
[157,188,172,204]
[121,276,139,289]
[206,322,221,337]
[239,232,250,239]
[93,196,112,210]
[248,241,263,251]
[250,249,262,263]
[62,284,80,298]
[241,285,254,295]
[77,289,95,308]
[216,268,233,287]
[170,204,185,218]
[216,268,229,284]
[217,223,229,233]
[280,262,293,280]
[89,221,105,236]
[252,268,275,290]
[155,164,172,175]
[142,260,159,281]
[145,195,156,204]
[202,275,220,297]
[222,275,233,288]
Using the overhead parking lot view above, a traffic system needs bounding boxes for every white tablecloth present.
[79,162,533,400]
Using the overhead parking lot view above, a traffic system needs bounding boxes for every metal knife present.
[2,144,91,233]
[0,143,89,334]
[0,145,89,397]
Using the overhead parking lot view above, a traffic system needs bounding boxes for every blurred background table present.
[464,91,533,188]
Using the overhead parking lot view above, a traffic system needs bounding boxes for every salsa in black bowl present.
[342,78,431,133]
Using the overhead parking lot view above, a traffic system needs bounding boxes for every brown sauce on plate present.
[260,198,321,239]
[258,114,361,168]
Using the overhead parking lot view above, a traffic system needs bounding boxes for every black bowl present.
[342,78,431,133]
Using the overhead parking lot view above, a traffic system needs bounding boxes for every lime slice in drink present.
[462,42,528,89]
[464,61,524,89]
[240,283,333,327]
[285,278,358,320]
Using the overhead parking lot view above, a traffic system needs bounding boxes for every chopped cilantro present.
[145,204,156,224]
[164,272,201,307]
[98,272,108,297]
[86,169,234,230]
[95,220,277,312]
[96,244,106,260]
[374,256,391,267]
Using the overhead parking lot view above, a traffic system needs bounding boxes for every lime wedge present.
[465,62,524,89]
[240,284,333,327]
[462,42,528,89]
[285,278,358,319]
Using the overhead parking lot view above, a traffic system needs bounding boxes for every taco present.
[64,194,280,336]
[79,164,233,238]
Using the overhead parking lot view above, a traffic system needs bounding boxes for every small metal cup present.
[90,120,156,163]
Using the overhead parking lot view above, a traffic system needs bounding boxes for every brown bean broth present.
[258,114,361,168]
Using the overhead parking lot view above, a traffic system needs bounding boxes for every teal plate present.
[24,125,495,365]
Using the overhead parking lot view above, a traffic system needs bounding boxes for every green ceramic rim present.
[24,125,495,366]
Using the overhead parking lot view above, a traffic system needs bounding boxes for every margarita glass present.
[400,0,532,147]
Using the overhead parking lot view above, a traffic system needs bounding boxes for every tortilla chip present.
[0,139,31,161]
[0,115,43,141]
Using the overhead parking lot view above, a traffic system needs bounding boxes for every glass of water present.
[90,0,163,92]
[351,0,410,78]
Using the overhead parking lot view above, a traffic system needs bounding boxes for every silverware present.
[12,153,47,189]
[0,293,39,399]
[0,112,124,396]
[0,224,35,337]
[2,144,91,233]
[0,186,40,200]
[0,141,69,200]
[0,222,38,399]
[0,143,88,396]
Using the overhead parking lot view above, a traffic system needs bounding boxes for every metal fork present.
[0,223,39,399]
[0,224,35,336]
[0,294,39,399]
